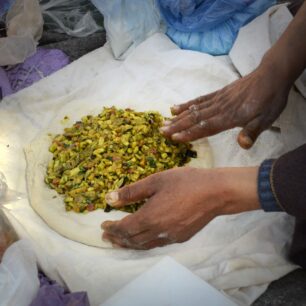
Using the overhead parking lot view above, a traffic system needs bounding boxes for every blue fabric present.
[157,0,276,55]
[0,0,16,18]
[258,159,282,212]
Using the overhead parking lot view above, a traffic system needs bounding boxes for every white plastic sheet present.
[0,240,39,306]
[91,0,162,59]
[0,0,43,66]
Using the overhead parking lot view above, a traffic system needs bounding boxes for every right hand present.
[161,63,291,149]
[101,166,259,249]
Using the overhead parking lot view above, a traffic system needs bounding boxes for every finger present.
[103,230,172,250]
[124,229,172,248]
[102,232,129,248]
[105,175,157,207]
[165,99,214,126]
[170,91,218,116]
[102,206,152,237]
[171,116,225,142]
[160,105,218,138]
[136,238,173,250]
[101,220,122,235]
[237,116,265,150]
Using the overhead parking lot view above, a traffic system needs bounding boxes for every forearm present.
[213,167,261,215]
[261,1,306,86]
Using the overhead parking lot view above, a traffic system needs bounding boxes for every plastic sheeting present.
[40,0,103,37]
[91,0,161,59]
[0,0,16,18]
[160,0,276,55]
[0,0,43,66]
[158,0,257,31]
[0,240,39,306]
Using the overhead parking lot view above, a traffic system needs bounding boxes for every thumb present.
[237,117,265,150]
[105,175,156,208]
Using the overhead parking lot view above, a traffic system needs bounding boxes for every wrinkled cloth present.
[159,0,276,55]
[0,33,298,306]
[0,48,69,98]
[30,272,90,306]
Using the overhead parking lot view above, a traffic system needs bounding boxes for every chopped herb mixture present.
[45,107,196,213]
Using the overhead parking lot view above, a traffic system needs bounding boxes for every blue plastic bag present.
[158,0,276,55]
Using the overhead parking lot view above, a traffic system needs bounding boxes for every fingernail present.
[172,133,181,141]
[171,105,179,114]
[163,120,172,126]
[240,135,254,149]
[106,191,119,205]
[102,236,109,242]
[243,135,253,146]
[101,221,110,230]
[159,126,169,133]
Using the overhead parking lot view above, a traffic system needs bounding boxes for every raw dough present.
[25,99,213,248]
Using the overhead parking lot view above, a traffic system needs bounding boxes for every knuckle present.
[120,185,132,202]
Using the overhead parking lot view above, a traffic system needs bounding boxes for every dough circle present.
[25,102,213,248]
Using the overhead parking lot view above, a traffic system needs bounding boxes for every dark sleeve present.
[271,144,306,217]
[271,143,306,269]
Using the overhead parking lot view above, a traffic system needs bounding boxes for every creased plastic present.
[40,0,103,37]
[91,0,161,59]
[0,240,40,306]
[0,171,24,259]
[0,0,43,66]
[159,0,276,55]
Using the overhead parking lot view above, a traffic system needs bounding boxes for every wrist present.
[259,51,296,90]
[215,167,261,215]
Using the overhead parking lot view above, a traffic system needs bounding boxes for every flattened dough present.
[25,100,213,248]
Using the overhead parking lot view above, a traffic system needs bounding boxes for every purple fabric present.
[29,273,90,306]
[0,67,12,99]
[0,47,69,99]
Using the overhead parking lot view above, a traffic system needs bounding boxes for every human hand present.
[160,64,291,149]
[101,167,259,249]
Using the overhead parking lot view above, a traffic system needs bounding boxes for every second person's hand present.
[160,61,291,149]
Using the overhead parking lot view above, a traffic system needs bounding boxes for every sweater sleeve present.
[271,144,306,269]
[257,159,283,212]
[271,144,306,218]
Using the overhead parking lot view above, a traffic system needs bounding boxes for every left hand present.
[101,166,259,249]
[160,63,290,149]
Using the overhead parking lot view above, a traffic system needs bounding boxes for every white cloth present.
[229,5,306,153]
[0,33,299,306]
[230,5,306,99]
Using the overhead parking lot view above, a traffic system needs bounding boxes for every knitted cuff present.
[258,159,283,212]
